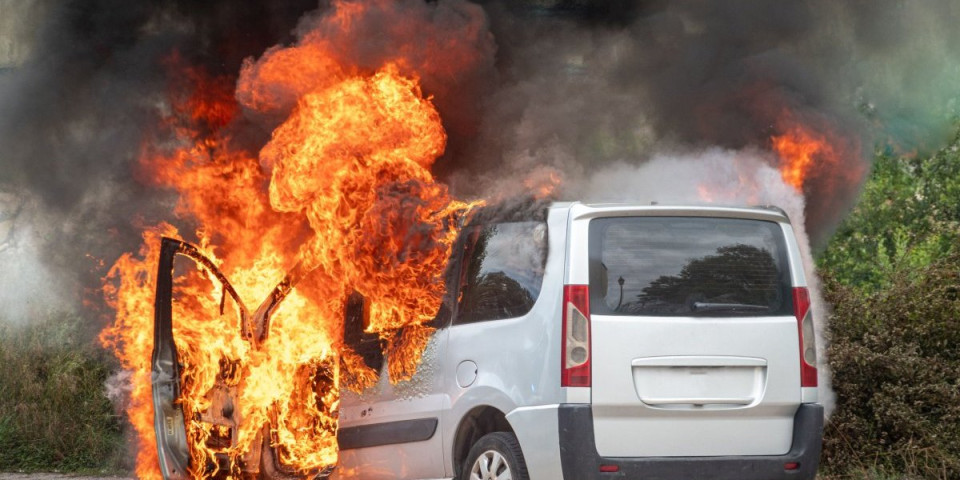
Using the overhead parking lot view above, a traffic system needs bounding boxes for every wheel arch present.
[451,405,517,478]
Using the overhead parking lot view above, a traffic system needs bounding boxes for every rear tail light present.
[562,284,591,387]
[793,287,818,387]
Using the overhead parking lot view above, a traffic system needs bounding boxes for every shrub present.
[0,313,128,472]
[821,253,960,479]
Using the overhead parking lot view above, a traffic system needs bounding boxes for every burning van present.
[152,200,822,480]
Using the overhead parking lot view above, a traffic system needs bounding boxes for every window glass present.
[589,217,792,317]
[456,221,548,324]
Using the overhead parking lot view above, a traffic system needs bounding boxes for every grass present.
[819,469,927,480]
[0,312,129,473]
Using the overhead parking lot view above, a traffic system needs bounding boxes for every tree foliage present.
[819,131,960,291]
[637,244,781,312]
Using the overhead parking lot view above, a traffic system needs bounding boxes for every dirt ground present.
[0,474,131,480]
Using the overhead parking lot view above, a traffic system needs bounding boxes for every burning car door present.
[335,292,448,480]
[152,237,335,480]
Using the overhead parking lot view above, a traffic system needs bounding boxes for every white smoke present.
[104,368,133,414]
[0,190,74,325]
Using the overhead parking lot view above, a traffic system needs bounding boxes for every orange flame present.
[772,118,838,192]
[522,167,564,201]
[99,5,484,478]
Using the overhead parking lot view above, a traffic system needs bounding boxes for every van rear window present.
[589,216,792,317]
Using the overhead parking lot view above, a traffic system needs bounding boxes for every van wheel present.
[461,432,529,480]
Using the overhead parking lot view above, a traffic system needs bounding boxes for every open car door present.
[152,237,335,480]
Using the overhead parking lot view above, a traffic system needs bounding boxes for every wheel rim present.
[469,449,512,480]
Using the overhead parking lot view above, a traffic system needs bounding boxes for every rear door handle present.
[640,396,755,406]
[631,356,767,368]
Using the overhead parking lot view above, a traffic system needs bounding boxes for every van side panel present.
[781,222,809,288]
[440,207,569,477]
[505,405,564,480]
[782,221,821,405]
[336,333,448,479]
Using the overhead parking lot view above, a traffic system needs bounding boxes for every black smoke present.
[0,0,319,324]
[444,0,960,245]
[2,0,960,324]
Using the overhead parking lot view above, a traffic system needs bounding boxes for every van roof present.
[556,202,792,223]
[465,199,792,226]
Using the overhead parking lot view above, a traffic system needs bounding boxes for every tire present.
[460,432,530,480]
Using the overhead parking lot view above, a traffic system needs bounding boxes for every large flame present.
[99,3,481,478]
[690,108,862,232]
[772,113,843,193]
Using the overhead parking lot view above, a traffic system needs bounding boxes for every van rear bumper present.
[557,403,823,480]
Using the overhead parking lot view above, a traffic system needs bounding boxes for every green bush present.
[818,125,960,478]
[0,313,128,472]
[821,254,960,479]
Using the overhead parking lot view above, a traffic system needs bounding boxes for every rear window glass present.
[589,216,792,317]
[455,221,548,324]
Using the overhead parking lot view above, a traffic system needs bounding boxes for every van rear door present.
[572,207,803,457]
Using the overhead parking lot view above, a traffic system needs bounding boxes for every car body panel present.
[336,332,448,479]
[569,205,804,457]
[505,404,564,480]
[153,202,822,479]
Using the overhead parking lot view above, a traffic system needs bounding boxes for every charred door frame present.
[152,237,333,480]
[154,238,248,480]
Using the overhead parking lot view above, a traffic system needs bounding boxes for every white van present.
[152,202,823,480]
[334,202,823,480]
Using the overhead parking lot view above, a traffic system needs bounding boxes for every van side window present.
[455,221,547,324]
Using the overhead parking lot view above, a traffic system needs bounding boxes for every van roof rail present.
[751,204,790,220]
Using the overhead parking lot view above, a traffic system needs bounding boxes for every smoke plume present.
[452,0,960,246]
[1,0,959,338]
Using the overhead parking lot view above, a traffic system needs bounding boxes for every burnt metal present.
[153,237,247,480]
[249,262,308,347]
[259,422,336,480]
[342,291,385,372]
[152,237,333,480]
[462,196,550,227]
